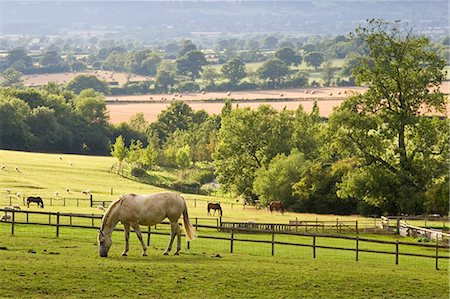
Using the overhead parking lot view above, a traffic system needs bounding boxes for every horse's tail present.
[182,198,196,241]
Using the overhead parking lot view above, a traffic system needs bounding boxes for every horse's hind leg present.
[164,222,178,255]
[132,225,147,256]
[174,224,181,255]
[122,223,130,256]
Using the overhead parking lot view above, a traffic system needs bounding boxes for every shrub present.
[131,167,147,178]
[176,81,200,92]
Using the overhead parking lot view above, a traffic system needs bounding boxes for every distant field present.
[22,71,149,87]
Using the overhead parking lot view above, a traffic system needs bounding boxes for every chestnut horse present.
[98,192,196,257]
[207,202,222,217]
[269,201,284,214]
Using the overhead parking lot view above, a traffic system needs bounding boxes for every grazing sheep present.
[55,191,59,197]
[59,156,63,160]
[310,90,316,94]
[329,92,333,96]
[0,214,12,222]
[1,165,5,170]
[280,94,284,97]
[69,162,73,166]
[337,91,341,95]
[82,190,91,195]
[5,189,11,193]
[304,90,309,94]
[201,91,206,95]
[226,91,231,96]
[16,193,21,198]
[66,188,70,193]
[12,204,21,210]
[97,205,105,211]
[15,167,20,172]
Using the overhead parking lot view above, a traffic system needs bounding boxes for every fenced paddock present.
[0,209,448,270]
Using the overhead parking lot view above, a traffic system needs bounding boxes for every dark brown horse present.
[269,201,284,214]
[207,203,222,217]
[27,196,44,208]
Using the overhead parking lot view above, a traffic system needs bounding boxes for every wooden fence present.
[0,209,448,270]
[2,195,91,207]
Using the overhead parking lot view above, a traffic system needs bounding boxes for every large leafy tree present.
[330,20,448,215]
[257,59,289,88]
[304,51,325,70]
[66,74,110,94]
[214,105,292,200]
[221,58,246,86]
[274,47,302,66]
[176,50,207,79]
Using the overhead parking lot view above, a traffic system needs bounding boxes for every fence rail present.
[0,209,448,270]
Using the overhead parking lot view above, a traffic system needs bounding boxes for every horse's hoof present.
[142,253,148,257]
[163,252,169,256]
[174,252,180,256]
[122,253,127,256]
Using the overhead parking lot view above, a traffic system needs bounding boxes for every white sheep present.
[55,191,59,197]
[16,193,21,198]
[15,167,20,172]
[5,189,11,193]
[59,156,63,160]
[66,188,70,193]
[0,214,11,222]
[97,205,105,211]
[69,162,73,166]
[12,204,21,210]
[310,90,316,94]
[226,91,231,96]
[329,92,333,96]
[1,165,5,170]
[82,190,91,195]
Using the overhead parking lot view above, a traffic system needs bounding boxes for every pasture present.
[0,149,449,298]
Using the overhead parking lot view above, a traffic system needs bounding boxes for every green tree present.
[141,144,158,169]
[257,59,289,88]
[176,145,192,171]
[127,139,144,167]
[155,60,176,92]
[330,20,448,214]
[111,135,128,166]
[176,50,207,79]
[214,105,292,200]
[321,60,335,86]
[67,75,110,94]
[253,150,309,207]
[274,47,302,66]
[304,52,325,69]
[221,58,246,86]
[75,89,109,125]
[0,68,24,88]
[0,96,31,149]
[41,50,64,66]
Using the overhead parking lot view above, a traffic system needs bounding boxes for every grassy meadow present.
[0,149,449,298]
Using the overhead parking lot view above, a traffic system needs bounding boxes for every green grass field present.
[0,149,449,298]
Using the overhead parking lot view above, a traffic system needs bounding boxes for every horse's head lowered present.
[98,230,112,257]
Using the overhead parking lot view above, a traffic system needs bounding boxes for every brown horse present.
[269,201,284,214]
[207,202,222,217]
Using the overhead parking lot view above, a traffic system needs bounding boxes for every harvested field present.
[106,82,449,123]
[107,99,345,123]
[23,71,149,87]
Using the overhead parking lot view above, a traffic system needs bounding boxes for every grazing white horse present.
[97,192,196,257]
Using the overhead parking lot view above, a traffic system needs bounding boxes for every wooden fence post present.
[70,213,72,226]
[313,234,316,258]
[395,240,399,265]
[194,198,196,208]
[90,194,93,207]
[110,188,113,195]
[336,218,339,234]
[230,229,234,253]
[91,214,94,227]
[77,199,79,207]
[63,198,66,207]
[11,210,15,235]
[435,235,439,270]
[26,211,29,223]
[56,212,60,237]
[48,213,51,224]
[147,226,151,246]
[9,197,11,206]
[356,236,359,261]
[271,225,275,256]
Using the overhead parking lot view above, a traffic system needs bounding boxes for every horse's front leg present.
[174,224,181,255]
[132,225,147,256]
[164,222,178,255]
[122,223,130,256]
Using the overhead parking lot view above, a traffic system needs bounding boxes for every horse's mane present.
[101,196,125,230]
